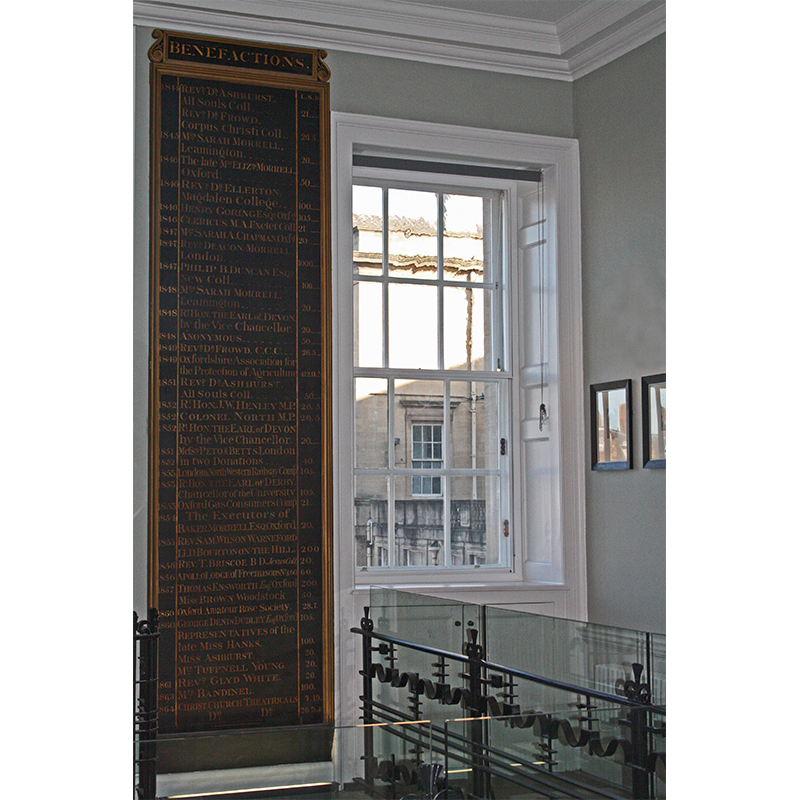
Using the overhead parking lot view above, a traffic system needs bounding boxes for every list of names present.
[153,72,327,734]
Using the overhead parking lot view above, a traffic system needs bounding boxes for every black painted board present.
[149,34,331,738]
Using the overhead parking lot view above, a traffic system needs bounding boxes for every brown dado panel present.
[147,29,333,737]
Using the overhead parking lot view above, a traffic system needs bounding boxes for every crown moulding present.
[132,0,666,82]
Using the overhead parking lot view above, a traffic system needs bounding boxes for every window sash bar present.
[353,367,511,381]
[354,273,496,290]
[437,192,445,372]
[381,187,389,369]
[445,380,455,566]
[355,468,502,477]
[387,376,396,567]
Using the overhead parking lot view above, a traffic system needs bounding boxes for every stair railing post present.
[625,662,652,799]
[465,627,488,799]
[134,608,159,800]
[360,607,376,790]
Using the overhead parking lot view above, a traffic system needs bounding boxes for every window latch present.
[500,438,506,456]
[539,403,548,431]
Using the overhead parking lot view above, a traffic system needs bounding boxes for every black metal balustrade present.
[134,609,160,800]
[353,606,666,800]
[129,598,663,799]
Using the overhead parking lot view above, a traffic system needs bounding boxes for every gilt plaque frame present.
[147,29,333,737]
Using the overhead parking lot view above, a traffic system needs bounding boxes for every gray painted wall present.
[573,35,666,633]
[325,50,573,137]
[133,27,666,634]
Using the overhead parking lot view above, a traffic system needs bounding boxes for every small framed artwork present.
[642,373,666,468]
[590,379,633,471]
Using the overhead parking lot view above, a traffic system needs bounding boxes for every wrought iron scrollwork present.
[353,605,665,799]
[369,662,470,706]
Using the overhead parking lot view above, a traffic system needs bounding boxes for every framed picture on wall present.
[642,373,666,468]
[590,379,633,471]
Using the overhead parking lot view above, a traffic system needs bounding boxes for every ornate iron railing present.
[353,606,665,800]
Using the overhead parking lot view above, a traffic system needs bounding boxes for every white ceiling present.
[132,0,666,80]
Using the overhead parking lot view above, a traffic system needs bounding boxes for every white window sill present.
[351,580,568,594]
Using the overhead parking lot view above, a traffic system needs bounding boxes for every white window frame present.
[351,170,513,578]
[352,174,511,571]
[332,112,587,609]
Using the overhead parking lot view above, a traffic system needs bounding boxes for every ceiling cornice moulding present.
[557,0,652,53]
[132,0,666,82]
[566,2,667,80]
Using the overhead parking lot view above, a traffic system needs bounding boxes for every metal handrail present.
[354,605,664,800]
[351,624,665,714]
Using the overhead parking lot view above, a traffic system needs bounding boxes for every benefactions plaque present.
[147,29,332,739]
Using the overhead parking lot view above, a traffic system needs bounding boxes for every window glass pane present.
[393,380,443,469]
[388,188,438,280]
[443,194,485,282]
[388,283,438,369]
[449,380,500,470]
[394,481,445,567]
[355,475,389,568]
[354,281,383,368]
[443,286,487,370]
[355,378,388,468]
[352,185,383,276]
[449,475,502,567]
